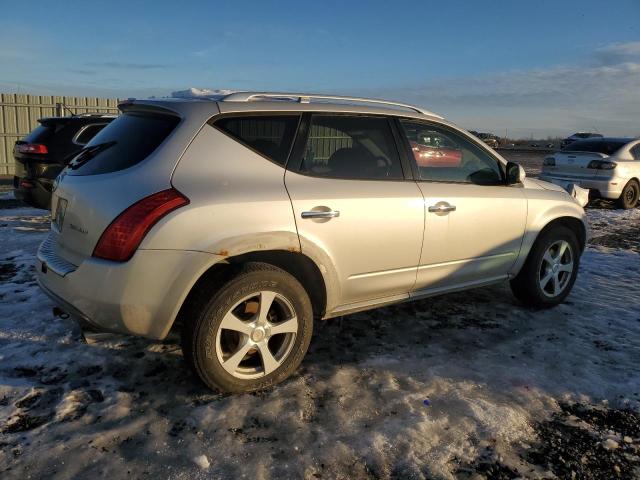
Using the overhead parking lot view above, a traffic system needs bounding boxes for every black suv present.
[13,114,116,209]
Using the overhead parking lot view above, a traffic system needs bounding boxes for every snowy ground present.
[0,185,639,479]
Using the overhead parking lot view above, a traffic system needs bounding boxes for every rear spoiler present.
[38,117,72,126]
[117,100,182,118]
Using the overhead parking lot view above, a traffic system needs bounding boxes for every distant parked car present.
[13,114,116,209]
[561,132,603,150]
[477,132,500,148]
[540,137,640,209]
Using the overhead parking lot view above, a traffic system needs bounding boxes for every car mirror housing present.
[506,161,526,185]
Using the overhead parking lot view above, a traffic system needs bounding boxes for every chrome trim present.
[348,265,417,280]
[71,123,109,146]
[37,234,78,277]
[428,203,456,213]
[222,91,442,118]
[301,210,340,219]
[417,252,515,271]
[410,275,508,300]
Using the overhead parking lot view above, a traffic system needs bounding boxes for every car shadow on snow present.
[5,272,638,478]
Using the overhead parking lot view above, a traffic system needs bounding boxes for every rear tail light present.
[93,188,189,262]
[17,143,48,154]
[19,180,35,189]
[587,160,617,170]
[543,157,556,166]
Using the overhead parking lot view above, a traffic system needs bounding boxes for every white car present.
[540,137,640,209]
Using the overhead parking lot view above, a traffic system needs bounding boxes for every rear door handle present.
[428,203,456,213]
[301,210,340,219]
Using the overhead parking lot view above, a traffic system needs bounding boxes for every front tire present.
[181,262,313,393]
[510,226,580,308]
[616,180,639,209]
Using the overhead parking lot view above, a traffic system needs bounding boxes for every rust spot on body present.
[215,250,229,257]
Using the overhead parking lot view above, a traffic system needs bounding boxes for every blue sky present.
[1,0,639,137]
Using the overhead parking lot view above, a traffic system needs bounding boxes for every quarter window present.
[399,120,503,185]
[631,144,640,160]
[74,123,108,145]
[215,115,300,166]
[300,115,403,180]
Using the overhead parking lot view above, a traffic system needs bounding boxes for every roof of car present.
[129,91,444,121]
[571,137,636,143]
[38,114,117,123]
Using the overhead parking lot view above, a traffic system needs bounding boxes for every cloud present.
[595,41,640,65]
[68,69,98,75]
[87,61,169,70]
[360,43,640,137]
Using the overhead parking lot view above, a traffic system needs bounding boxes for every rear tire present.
[510,226,580,308]
[616,180,639,209]
[181,262,313,393]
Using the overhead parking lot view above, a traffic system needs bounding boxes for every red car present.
[410,141,462,167]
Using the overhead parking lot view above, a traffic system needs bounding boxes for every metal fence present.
[0,93,120,175]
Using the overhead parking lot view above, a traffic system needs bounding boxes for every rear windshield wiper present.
[66,141,117,170]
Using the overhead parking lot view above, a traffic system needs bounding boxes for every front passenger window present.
[399,120,503,185]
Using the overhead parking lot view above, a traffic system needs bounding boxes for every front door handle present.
[428,202,456,213]
[301,210,340,219]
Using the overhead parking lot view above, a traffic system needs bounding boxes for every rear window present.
[214,115,300,166]
[566,140,626,155]
[574,132,602,139]
[67,112,179,175]
[23,125,55,143]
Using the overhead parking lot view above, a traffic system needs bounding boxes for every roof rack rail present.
[72,112,118,118]
[221,91,442,118]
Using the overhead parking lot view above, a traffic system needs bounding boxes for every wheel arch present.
[174,250,329,334]
[537,216,587,253]
[511,213,588,278]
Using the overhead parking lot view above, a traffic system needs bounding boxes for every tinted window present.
[67,112,179,176]
[215,115,299,166]
[631,145,640,160]
[300,115,403,180]
[566,140,626,155]
[74,123,108,145]
[400,120,503,185]
[23,125,54,143]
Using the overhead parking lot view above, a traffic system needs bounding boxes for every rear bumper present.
[36,242,224,339]
[538,173,623,199]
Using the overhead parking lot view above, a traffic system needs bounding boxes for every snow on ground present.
[0,196,639,479]
[170,88,236,99]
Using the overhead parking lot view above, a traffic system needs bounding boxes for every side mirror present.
[506,161,526,185]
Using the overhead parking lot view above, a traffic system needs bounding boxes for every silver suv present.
[37,92,589,392]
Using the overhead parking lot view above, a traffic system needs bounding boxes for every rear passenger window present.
[300,115,403,180]
[74,124,108,145]
[631,145,640,160]
[399,120,503,185]
[215,115,299,166]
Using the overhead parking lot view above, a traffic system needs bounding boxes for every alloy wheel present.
[538,240,574,298]
[215,291,298,379]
